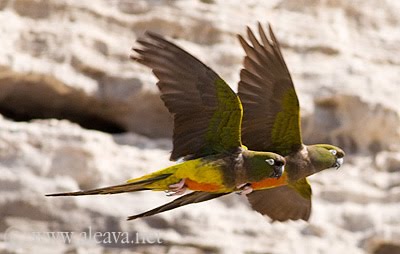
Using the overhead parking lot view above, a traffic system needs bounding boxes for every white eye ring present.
[329,149,337,156]
[266,159,275,165]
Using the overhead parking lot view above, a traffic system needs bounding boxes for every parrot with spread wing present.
[46,32,286,203]
[127,23,345,221]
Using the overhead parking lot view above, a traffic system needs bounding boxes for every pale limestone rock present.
[0,0,400,253]
[302,94,400,154]
[376,151,400,172]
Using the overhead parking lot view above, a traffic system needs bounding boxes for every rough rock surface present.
[0,0,400,253]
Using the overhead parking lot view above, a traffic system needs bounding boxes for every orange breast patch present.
[185,179,222,192]
[251,174,288,190]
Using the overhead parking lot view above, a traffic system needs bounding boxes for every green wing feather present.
[239,23,311,221]
[206,78,243,152]
[132,32,242,161]
[237,23,302,156]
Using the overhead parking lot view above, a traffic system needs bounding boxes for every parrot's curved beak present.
[279,164,285,175]
[271,164,285,178]
[334,157,344,169]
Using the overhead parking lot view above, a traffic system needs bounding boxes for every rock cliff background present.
[1,0,400,253]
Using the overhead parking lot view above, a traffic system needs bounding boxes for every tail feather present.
[46,174,172,197]
[127,191,229,220]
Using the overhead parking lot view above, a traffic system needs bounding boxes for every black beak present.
[271,163,284,178]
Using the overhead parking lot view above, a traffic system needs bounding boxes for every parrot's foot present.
[166,179,187,196]
[236,183,253,195]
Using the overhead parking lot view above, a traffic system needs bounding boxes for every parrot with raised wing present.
[46,32,286,204]
[127,23,345,222]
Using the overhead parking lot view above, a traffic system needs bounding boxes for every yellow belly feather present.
[126,159,229,192]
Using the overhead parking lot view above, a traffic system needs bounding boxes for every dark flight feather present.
[132,32,242,161]
[238,23,311,221]
[237,22,302,156]
[247,184,311,221]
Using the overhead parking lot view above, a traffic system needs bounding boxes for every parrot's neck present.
[285,145,335,181]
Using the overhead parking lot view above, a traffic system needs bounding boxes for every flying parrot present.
[127,23,345,221]
[46,31,287,204]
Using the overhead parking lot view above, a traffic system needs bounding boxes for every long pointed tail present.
[127,191,229,220]
[46,174,172,197]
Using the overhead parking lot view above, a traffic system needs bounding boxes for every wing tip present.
[237,34,251,52]
[246,25,257,40]
[144,30,163,40]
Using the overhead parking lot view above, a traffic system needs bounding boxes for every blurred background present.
[0,0,399,253]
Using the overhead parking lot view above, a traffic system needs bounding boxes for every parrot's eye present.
[329,149,337,156]
[265,159,275,165]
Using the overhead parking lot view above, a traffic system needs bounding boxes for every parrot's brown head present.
[307,144,345,174]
